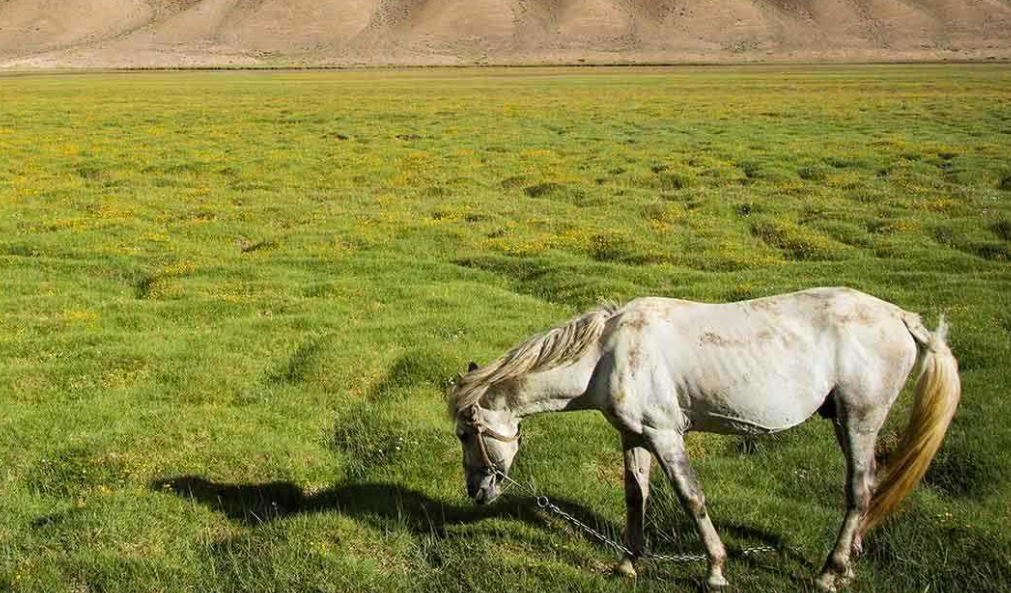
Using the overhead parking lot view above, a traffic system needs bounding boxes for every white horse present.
[449,287,960,591]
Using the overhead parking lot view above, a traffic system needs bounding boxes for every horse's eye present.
[457,432,468,443]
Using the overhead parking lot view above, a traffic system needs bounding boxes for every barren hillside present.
[1,0,1009,67]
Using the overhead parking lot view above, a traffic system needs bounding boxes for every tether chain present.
[492,467,777,563]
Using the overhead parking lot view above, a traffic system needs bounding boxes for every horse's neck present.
[493,346,602,418]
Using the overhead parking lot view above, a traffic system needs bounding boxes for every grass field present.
[1,65,1010,593]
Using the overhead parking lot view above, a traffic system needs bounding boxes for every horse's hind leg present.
[815,403,888,592]
[615,433,652,578]
[646,429,728,590]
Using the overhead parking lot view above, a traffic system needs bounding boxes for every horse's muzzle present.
[468,473,501,505]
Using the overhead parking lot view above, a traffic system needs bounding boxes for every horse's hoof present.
[614,557,637,578]
[706,573,728,590]
[814,573,837,592]
[837,567,856,589]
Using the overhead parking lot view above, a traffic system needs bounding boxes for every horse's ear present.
[468,361,479,372]
[454,373,463,384]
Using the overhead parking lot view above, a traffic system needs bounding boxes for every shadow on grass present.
[151,477,695,582]
[152,476,604,538]
[149,476,801,583]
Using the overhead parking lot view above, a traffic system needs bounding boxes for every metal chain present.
[493,467,777,563]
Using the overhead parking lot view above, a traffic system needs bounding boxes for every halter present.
[467,405,519,471]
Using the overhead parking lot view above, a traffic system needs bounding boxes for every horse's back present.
[600,288,917,435]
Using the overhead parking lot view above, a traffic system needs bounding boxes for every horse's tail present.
[863,314,961,531]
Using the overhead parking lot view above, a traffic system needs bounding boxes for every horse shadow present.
[151,476,806,589]
[151,476,557,534]
[151,476,635,579]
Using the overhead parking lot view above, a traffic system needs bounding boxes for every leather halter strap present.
[477,425,520,443]
[468,405,519,471]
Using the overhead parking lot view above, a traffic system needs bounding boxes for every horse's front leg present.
[645,428,728,590]
[615,433,652,578]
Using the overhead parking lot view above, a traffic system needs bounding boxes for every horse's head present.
[454,363,521,504]
[455,405,520,504]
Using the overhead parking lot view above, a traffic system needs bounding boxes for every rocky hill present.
[1,0,1009,68]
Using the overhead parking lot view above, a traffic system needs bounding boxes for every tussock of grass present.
[750,217,849,260]
[990,219,1011,241]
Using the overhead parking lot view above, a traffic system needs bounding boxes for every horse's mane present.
[449,302,620,417]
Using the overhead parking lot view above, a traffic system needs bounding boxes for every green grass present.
[1,65,1010,593]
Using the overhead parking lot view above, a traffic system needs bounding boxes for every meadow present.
[0,65,1009,593]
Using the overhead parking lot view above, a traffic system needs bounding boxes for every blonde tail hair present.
[863,315,961,531]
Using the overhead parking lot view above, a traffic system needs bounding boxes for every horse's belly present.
[678,346,834,435]
[687,391,823,435]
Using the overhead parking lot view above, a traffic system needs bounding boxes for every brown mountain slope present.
[0,0,1008,67]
